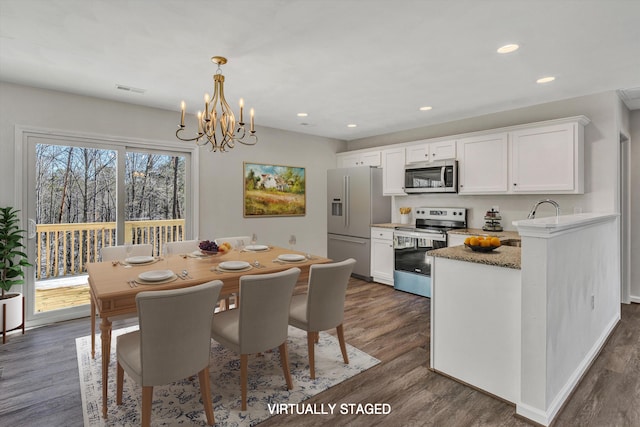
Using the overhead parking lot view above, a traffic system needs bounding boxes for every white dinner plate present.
[125,255,155,264]
[138,269,174,282]
[245,244,269,251]
[277,253,306,262]
[218,261,251,270]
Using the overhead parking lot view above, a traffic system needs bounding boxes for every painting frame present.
[243,162,306,217]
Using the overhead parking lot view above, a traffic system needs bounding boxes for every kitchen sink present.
[501,239,522,247]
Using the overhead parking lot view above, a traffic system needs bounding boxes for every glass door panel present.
[33,142,117,314]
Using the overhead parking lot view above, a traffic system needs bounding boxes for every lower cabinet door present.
[371,238,394,285]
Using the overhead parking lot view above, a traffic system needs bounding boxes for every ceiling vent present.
[618,87,640,110]
[115,84,146,94]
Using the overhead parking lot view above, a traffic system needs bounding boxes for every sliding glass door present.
[19,129,196,326]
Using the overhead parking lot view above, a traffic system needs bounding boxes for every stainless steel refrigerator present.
[327,167,391,280]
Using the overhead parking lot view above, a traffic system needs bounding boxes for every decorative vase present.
[400,214,410,224]
[1,292,23,338]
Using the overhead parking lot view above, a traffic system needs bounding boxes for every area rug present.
[76,326,380,426]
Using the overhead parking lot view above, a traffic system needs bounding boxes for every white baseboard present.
[629,295,640,304]
[516,313,620,426]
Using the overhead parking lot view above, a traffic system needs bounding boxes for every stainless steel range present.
[393,207,467,297]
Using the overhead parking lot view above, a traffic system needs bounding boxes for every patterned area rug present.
[76,326,380,426]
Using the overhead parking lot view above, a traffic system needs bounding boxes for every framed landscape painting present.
[243,162,306,217]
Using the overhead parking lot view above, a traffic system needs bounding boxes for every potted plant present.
[1,206,31,343]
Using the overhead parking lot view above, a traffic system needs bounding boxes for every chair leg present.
[337,324,349,364]
[198,367,215,426]
[116,362,124,405]
[279,342,294,390]
[240,354,248,411]
[141,386,153,427]
[307,332,316,379]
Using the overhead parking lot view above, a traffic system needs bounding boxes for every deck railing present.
[35,219,186,279]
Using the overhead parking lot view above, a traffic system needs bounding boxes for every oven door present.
[393,229,446,297]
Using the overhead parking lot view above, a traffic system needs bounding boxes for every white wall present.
[630,110,640,300]
[0,82,344,258]
[347,92,621,230]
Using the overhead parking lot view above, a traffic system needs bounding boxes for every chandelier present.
[176,56,257,152]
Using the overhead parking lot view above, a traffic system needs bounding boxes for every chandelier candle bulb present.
[180,101,185,127]
[204,93,210,120]
[250,108,255,132]
[197,111,203,134]
[239,98,244,123]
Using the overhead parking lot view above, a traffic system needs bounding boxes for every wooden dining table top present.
[87,246,331,317]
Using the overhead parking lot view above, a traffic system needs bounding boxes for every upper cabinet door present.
[429,140,456,161]
[457,133,509,194]
[337,151,381,168]
[510,123,582,193]
[405,143,430,164]
[382,147,406,196]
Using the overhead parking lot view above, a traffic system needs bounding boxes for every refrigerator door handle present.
[328,234,366,245]
[343,175,350,228]
[345,175,350,228]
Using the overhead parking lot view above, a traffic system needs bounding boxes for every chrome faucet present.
[527,199,560,219]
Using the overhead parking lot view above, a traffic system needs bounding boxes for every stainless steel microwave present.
[404,160,458,193]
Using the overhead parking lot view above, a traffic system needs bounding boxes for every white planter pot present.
[1,292,23,332]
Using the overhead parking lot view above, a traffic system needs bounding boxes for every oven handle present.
[394,230,446,240]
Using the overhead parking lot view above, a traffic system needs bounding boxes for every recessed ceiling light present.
[536,76,556,84]
[419,106,433,111]
[497,44,519,54]
[297,112,308,117]
[347,124,357,128]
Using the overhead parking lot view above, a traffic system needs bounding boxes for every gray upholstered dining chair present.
[90,243,154,357]
[288,258,356,379]
[165,239,199,254]
[116,281,223,427]
[210,267,301,411]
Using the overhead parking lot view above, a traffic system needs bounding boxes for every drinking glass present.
[251,233,258,246]
[163,245,172,270]
[124,242,132,260]
[236,239,245,252]
[288,234,296,250]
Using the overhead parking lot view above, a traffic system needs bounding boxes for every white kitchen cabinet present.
[381,147,406,195]
[510,122,584,194]
[370,227,394,285]
[430,140,457,162]
[405,143,430,163]
[405,140,456,164]
[457,132,509,194]
[337,151,381,168]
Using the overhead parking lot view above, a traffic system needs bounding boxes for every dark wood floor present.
[1,278,639,426]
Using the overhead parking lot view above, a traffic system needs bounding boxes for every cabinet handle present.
[513,183,517,186]
[432,153,436,156]
[460,184,464,187]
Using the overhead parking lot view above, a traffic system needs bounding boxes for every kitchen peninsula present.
[428,213,619,426]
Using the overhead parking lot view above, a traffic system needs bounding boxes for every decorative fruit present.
[199,240,218,253]
[490,237,501,247]
[469,237,480,246]
[464,237,471,245]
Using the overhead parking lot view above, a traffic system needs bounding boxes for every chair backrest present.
[238,267,300,354]
[100,244,153,262]
[306,258,356,331]
[165,240,199,254]
[136,280,223,386]
[214,236,250,247]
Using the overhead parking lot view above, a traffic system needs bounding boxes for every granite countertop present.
[448,228,521,240]
[428,245,521,270]
[371,223,406,229]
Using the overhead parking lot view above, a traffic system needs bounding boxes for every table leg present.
[100,316,112,418]
[91,300,96,359]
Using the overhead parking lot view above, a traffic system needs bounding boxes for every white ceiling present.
[1,0,639,141]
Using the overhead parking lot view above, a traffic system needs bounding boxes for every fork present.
[128,280,138,288]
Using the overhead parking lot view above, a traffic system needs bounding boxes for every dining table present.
[87,245,331,418]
